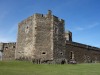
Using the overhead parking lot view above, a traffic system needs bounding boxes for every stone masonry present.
[0,10,100,64]
[66,40,100,63]
[0,42,16,61]
[15,10,66,64]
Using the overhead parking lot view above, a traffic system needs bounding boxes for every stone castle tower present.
[65,31,72,41]
[15,10,66,63]
[0,10,100,64]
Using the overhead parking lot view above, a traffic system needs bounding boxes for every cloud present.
[75,22,100,31]
[94,44,100,48]
[75,27,84,31]
[88,23,99,29]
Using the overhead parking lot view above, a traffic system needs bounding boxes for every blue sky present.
[0,0,100,47]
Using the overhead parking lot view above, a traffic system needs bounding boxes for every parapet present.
[18,15,34,26]
[3,42,16,45]
[66,41,100,51]
[52,15,65,23]
[18,10,65,27]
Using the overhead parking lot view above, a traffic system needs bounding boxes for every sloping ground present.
[0,61,100,75]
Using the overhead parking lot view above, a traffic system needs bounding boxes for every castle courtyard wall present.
[66,41,100,63]
[2,43,16,61]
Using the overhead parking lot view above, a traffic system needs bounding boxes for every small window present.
[26,26,29,29]
[25,26,29,33]
[13,46,15,48]
[42,52,46,54]
[60,52,63,55]
[42,14,43,17]
[35,27,37,29]
[5,47,8,50]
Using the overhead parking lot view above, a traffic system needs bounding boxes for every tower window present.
[13,46,15,48]
[42,52,46,54]
[55,27,58,33]
[5,47,8,50]
[35,27,37,29]
[60,52,63,55]
[25,26,29,33]
[26,26,29,29]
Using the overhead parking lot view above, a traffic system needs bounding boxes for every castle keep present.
[15,10,66,63]
[0,10,100,64]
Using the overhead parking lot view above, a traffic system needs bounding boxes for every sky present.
[0,0,100,47]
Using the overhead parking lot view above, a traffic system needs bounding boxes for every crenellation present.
[34,13,46,19]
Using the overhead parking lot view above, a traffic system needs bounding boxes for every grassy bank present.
[0,61,100,75]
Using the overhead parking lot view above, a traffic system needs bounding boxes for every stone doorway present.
[69,51,76,64]
[70,51,74,59]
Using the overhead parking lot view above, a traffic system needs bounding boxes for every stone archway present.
[61,60,65,64]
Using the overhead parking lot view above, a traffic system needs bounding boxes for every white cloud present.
[88,22,99,29]
[75,27,84,31]
[94,44,100,48]
[75,22,100,31]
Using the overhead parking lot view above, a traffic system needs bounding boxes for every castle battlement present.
[19,10,64,27]
[66,41,100,51]
[3,42,16,45]
[52,15,64,24]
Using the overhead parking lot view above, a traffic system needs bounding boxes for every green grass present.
[0,61,100,75]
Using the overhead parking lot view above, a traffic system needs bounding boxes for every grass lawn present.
[0,61,100,75]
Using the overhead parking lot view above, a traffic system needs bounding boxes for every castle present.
[0,10,100,64]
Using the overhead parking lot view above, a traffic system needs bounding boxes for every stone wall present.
[0,43,3,50]
[2,43,16,61]
[66,41,100,63]
[0,43,3,61]
[14,10,100,64]
[15,15,36,60]
[33,11,54,62]
[16,10,54,62]
[52,16,66,63]
[15,10,67,64]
